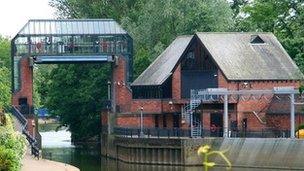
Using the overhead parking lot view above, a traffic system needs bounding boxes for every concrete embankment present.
[102,136,304,170]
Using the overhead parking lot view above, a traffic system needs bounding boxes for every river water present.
[40,129,281,171]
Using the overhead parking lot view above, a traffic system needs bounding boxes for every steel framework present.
[183,87,303,138]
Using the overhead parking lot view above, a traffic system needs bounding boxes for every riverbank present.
[21,152,79,171]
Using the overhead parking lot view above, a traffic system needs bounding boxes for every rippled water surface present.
[40,128,286,171]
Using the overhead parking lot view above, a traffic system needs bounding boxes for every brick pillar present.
[11,57,35,136]
[12,57,33,106]
[112,56,132,113]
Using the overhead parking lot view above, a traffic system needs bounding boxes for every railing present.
[113,127,291,138]
[12,106,40,159]
[114,127,191,138]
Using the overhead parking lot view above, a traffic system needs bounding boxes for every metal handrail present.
[12,106,40,159]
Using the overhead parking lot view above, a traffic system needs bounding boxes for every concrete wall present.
[102,136,304,170]
[184,138,304,170]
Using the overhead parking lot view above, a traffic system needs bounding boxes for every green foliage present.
[33,65,56,108]
[0,114,27,171]
[297,124,304,131]
[0,146,19,171]
[122,0,234,76]
[45,64,110,141]
[0,36,10,69]
[0,36,11,112]
[0,67,11,111]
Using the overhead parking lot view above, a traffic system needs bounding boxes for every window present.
[163,114,167,128]
[250,35,265,44]
[154,115,159,128]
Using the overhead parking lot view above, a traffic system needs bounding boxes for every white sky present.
[0,0,56,38]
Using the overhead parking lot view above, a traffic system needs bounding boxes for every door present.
[210,113,223,137]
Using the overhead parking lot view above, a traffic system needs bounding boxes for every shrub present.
[0,146,19,171]
[0,114,27,171]
[297,124,304,131]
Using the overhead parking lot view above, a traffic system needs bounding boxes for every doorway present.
[210,113,223,137]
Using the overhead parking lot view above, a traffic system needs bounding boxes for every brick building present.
[103,32,303,136]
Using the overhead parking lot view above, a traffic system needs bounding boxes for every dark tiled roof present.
[132,35,192,86]
[196,32,303,80]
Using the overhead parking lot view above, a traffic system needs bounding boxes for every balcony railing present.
[113,127,291,138]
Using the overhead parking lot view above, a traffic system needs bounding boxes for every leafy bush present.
[0,146,19,171]
[0,114,27,171]
[297,124,304,131]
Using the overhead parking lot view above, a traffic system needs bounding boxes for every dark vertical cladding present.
[131,77,172,99]
[180,36,218,98]
[181,70,218,98]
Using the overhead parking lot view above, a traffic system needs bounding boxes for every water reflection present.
[40,129,74,148]
[40,129,286,171]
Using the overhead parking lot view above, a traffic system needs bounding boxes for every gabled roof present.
[131,35,192,86]
[132,32,303,86]
[196,32,303,80]
[17,19,127,36]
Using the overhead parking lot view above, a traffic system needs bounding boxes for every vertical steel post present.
[190,90,194,138]
[107,81,111,134]
[140,106,144,137]
[223,94,228,138]
[290,93,295,138]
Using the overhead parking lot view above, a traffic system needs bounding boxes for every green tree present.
[0,36,11,111]
[235,0,304,72]
[0,67,10,111]
[0,36,10,69]
[122,0,234,76]
[45,64,110,141]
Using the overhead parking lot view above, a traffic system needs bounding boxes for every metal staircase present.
[182,99,202,137]
[12,106,40,159]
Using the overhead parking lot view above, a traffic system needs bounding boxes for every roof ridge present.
[196,32,273,34]
[28,19,115,22]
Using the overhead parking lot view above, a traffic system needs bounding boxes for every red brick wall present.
[113,56,132,113]
[131,100,162,114]
[116,114,154,128]
[218,70,301,130]
[266,115,304,130]
[12,57,33,107]
[172,64,181,100]
[130,99,181,114]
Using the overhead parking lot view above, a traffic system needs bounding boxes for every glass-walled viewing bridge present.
[11,19,133,158]
[12,19,133,92]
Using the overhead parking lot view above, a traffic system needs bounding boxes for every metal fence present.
[113,127,291,138]
[114,127,190,138]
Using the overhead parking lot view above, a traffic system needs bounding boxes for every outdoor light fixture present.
[140,106,144,137]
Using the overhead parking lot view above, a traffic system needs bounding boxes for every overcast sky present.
[0,0,55,38]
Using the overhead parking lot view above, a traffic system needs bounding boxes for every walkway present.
[21,152,79,171]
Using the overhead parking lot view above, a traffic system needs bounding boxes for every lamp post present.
[107,81,111,134]
[140,106,144,137]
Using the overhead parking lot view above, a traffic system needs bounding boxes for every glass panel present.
[44,21,50,35]
[15,37,28,56]
[92,21,100,34]
[13,56,22,91]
